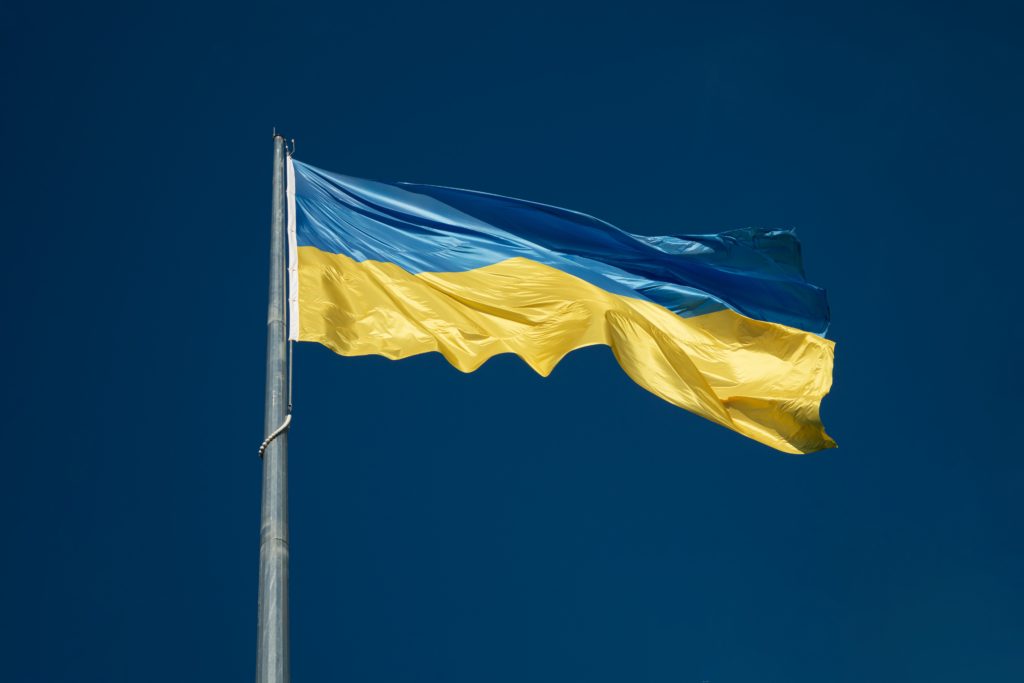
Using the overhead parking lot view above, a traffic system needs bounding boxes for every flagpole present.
[258,133,290,683]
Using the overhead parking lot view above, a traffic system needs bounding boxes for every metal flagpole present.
[258,133,290,683]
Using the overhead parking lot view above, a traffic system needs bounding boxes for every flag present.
[286,159,835,453]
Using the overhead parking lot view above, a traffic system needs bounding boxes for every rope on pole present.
[259,413,292,458]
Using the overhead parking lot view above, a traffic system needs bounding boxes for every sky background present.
[3,1,1022,681]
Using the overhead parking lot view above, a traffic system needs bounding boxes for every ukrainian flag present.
[286,159,835,453]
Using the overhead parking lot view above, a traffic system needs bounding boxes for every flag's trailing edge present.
[286,158,835,454]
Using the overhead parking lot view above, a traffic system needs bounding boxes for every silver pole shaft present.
[258,134,290,683]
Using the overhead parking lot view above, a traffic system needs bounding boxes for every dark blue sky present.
[3,2,1022,681]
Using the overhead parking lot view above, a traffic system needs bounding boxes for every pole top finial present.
[271,129,294,156]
